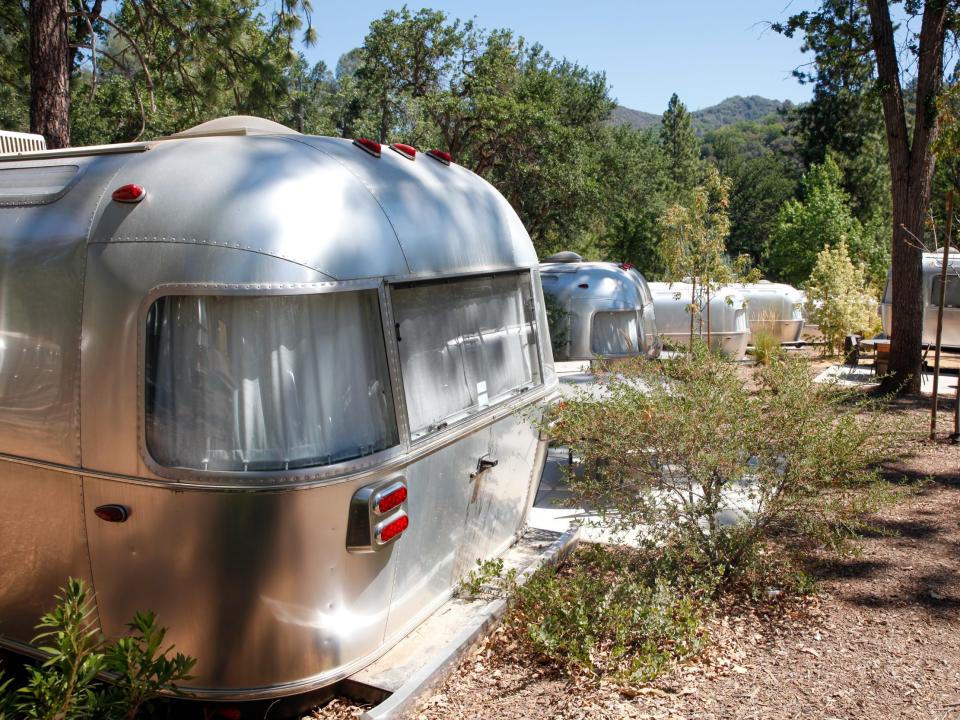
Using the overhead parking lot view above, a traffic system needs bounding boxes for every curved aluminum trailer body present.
[727,281,805,344]
[881,249,960,348]
[539,260,660,361]
[0,117,557,700]
[648,282,750,360]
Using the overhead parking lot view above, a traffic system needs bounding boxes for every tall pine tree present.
[659,93,701,193]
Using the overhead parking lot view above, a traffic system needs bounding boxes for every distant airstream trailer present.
[0,116,558,700]
[881,249,960,348]
[648,282,750,360]
[539,253,661,361]
[731,281,806,344]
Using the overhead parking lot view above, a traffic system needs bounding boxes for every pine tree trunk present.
[29,0,70,149]
[887,183,926,393]
[867,0,948,395]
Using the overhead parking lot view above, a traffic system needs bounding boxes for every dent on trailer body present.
[539,259,660,361]
[0,120,557,699]
[648,282,750,360]
[881,249,960,348]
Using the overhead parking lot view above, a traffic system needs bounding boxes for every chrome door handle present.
[470,455,498,478]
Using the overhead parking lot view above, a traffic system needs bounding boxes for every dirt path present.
[413,417,960,720]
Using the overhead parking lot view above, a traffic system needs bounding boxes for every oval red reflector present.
[427,149,452,165]
[376,485,407,514]
[378,514,409,544]
[353,137,382,157]
[390,143,417,160]
[94,504,129,522]
[111,184,145,203]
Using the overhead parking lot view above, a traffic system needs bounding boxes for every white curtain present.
[591,311,638,356]
[393,272,541,438]
[145,291,398,471]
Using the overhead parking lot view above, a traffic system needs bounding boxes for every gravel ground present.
[406,402,960,720]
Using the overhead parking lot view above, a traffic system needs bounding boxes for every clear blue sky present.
[301,0,820,113]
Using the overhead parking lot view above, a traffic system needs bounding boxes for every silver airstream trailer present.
[0,116,558,700]
[732,281,806,344]
[648,282,750,360]
[881,249,960,347]
[539,253,660,362]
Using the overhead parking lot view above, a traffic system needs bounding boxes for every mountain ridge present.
[611,95,793,134]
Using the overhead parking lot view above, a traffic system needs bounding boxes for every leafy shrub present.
[504,544,706,683]
[542,346,900,586]
[0,578,195,720]
[750,327,782,365]
[805,241,881,355]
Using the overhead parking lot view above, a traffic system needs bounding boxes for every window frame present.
[387,269,546,444]
[138,279,409,484]
[589,308,641,358]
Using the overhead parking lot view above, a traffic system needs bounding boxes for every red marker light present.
[111,184,145,203]
[376,513,409,544]
[390,143,417,160]
[427,149,452,165]
[353,138,382,157]
[620,262,634,270]
[374,484,407,514]
[94,504,129,523]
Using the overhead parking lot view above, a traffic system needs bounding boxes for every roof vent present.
[543,251,583,264]
[163,116,300,140]
[0,130,47,155]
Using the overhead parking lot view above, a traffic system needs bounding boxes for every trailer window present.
[144,291,398,472]
[591,311,639,357]
[392,272,541,439]
[931,275,960,307]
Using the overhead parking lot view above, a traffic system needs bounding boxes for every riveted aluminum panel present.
[382,411,542,643]
[298,137,538,277]
[0,154,129,465]
[83,474,398,695]
[86,135,410,281]
[0,460,91,644]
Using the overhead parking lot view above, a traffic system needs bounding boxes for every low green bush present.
[543,346,903,586]
[0,578,195,720]
[508,544,707,683]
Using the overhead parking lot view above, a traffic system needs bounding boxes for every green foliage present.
[659,93,701,192]
[658,167,757,341]
[703,117,802,265]
[767,156,888,287]
[805,241,881,355]
[340,8,616,256]
[506,545,706,683]
[457,558,517,600]
[0,579,195,720]
[750,328,782,366]
[541,348,900,581]
[541,290,570,359]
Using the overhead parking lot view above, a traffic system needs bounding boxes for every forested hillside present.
[3,3,957,301]
[611,95,791,134]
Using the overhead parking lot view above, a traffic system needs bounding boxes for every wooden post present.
[930,190,953,440]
